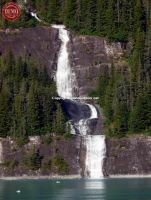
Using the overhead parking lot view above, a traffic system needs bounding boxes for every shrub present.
[52,155,69,174]
[3,160,19,169]
[13,135,29,147]
[109,31,128,42]
[41,134,52,145]
[41,157,51,170]
[23,147,42,170]
[64,133,73,140]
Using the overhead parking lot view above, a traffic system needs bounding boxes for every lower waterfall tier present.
[85,135,106,178]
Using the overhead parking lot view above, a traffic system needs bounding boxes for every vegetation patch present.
[52,155,69,175]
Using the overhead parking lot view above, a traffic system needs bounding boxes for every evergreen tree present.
[105,0,116,39]
[27,83,39,135]
[53,103,66,134]
[64,0,77,29]
[47,0,58,23]
[129,86,151,133]
[96,0,106,34]
[0,87,10,137]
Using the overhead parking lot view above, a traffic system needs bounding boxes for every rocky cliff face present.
[0,27,60,78]
[104,136,151,176]
[69,34,126,97]
[68,34,127,136]
[0,27,150,177]
[0,136,83,177]
[69,34,151,176]
[0,27,126,96]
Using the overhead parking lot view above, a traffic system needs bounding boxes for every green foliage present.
[110,31,128,42]
[47,0,58,24]
[0,52,66,138]
[0,0,145,42]
[0,0,150,139]
[96,3,151,137]
[64,133,73,140]
[13,135,29,147]
[63,123,73,139]
[0,6,38,29]
[88,90,98,98]
[23,147,42,170]
[41,134,52,145]
[52,104,66,135]
[3,160,19,170]
[129,85,151,133]
[41,157,51,170]
[52,155,69,174]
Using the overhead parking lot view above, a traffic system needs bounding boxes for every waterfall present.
[85,135,106,178]
[76,104,98,136]
[53,25,106,179]
[30,12,42,22]
[84,104,106,178]
[52,25,74,99]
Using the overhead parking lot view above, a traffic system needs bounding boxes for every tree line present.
[0,0,146,42]
[0,0,151,138]
[0,52,67,139]
[31,0,146,41]
[95,1,151,137]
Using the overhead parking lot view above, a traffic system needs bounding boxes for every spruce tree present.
[96,0,106,34]
[47,0,58,23]
[27,83,40,135]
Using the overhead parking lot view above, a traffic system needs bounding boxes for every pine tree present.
[0,87,10,137]
[64,0,77,29]
[47,0,58,23]
[133,0,145,33]
[96,0,106,34]
[27,83,40,135]
[5,50,15,75]
[105,0,116,39]
[85,0,97,33]
[54,103,66,134]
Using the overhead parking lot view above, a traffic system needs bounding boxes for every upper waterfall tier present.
[54,25,74,99]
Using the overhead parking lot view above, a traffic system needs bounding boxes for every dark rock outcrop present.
[0,27,59,77]
[69,34,126,97]
[104,136,151,176]
[61,100,91,122]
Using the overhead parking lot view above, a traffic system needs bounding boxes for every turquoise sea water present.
[0,178,151,200]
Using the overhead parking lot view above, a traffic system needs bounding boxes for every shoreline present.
[1,174,151,180]
[109,174,151,178]
[0,175,81,180]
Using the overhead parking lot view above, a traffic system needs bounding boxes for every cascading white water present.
[76,104,98,136]
[52,25,106,179]
[52,25,74,99]
[85,135,106,178]
[84,104,106,178]
[30,12,42,22]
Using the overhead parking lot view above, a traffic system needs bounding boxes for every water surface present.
[0,178,151,200]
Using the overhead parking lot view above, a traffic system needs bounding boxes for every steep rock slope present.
[0,27,150,176]
[0,27,59,77]
[69,34,126,97]
[0,136,82,177]
[104,136,151,176]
